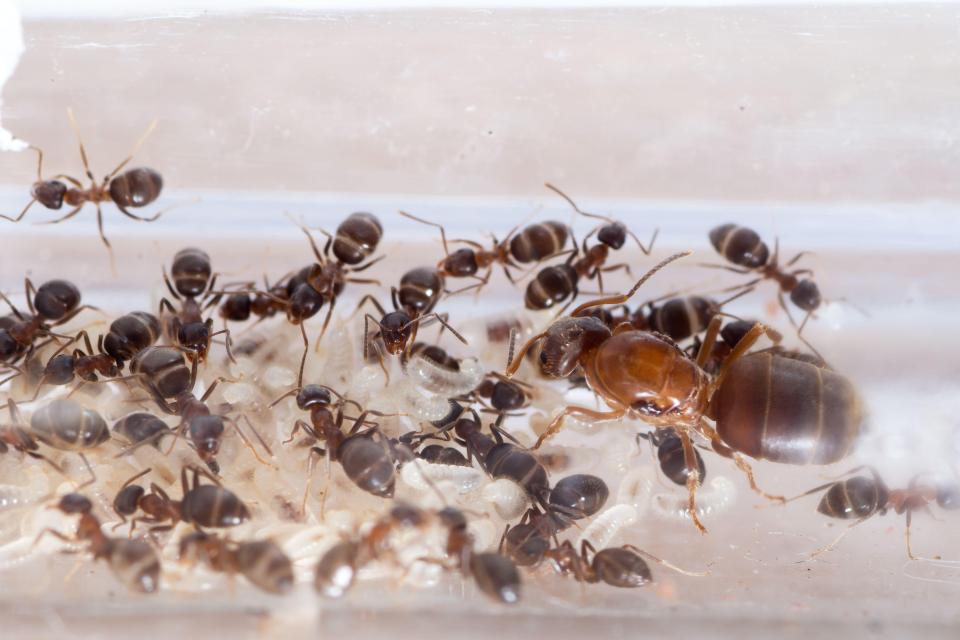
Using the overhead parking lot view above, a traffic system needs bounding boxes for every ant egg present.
[481,478,529,521]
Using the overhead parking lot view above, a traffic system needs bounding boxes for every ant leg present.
[36,204,83,225]
[678,429,708,534]
[621,544,708,577]
[711,321,772,390]
[240,413,273,457]
[400,211,450,256]
[283,419,317,445]
[535,405,626,450]
[354,294,387,319]
[316,296,338,348]
[25,450,66,475]
[905,510,918,561]
[65,108,95,182]
[162,269,182,301]
[628,227,659,256]
[32,527,76,551]
[808,518,867,559]
[297,322,309,388]
[298,224,326,265]
[76,453,97,489]
[414,313,468,345]
[350,254,386,274]
[697,262,754,275]
[95,204,112,249]
[505,331,547,378]
[199,376,231,402]
[208,327,236,363]
[695,315,723,369]
[105,118,158,180]
[119,467,152,491]
[795,310,827,363]
[732,453,785,503]
[0,198,37,223]
[568,252,691,318]
[224,416,274,467]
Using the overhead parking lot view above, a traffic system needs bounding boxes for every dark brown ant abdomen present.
[817,476,888,519]
[647,296,718,342]
[653,429,705,486]
[106,537,162,593]
[30,399,110,450]
[131,346,192,398]
[524,264,578,310]
[34,280,81,321]
[548,474,609,520]
[593,547,652,587]
[711,352,864,465]
[180,484,251,528]
[333,212,383,265]
[108,167,163,210]
[338,435,396,497]
[114,412,169,448]
[171,248,212,298]
[484,443,549,501]
[398,267,443,314]
[469,552,521,604]
[103,311,161,365]
[235,540,295,595]
[709,224,770,268]
[510,221,568,264]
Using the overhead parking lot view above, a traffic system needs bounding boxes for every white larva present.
[576,503,639,551]
[405,354,485,397]
[481,478,530,521]
[651,475,737,522]
[615,465,654,512]
[400,460,485,495]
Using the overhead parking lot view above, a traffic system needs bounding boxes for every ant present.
[706,223,861,357]
[133,364,269,473]
[785,466,960,559]
[30,398,111,452]
[31,329,121,399]
[35,493,161,593]
[0,399,63,472]
[271,384,398,501]
[524,183,657,313]
[505,251,796,533]
[545,539,702,588]
[111,465,251,533]
[637,428,706,487]
[400,211,571,292]
[499,475,610,567]
[159,248,233,363]
[2,109,164,251]
[358,265,467,371]
[0,278,95,366]
[179,531,294,594]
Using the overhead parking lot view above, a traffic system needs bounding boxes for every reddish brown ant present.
[507,251,864,533]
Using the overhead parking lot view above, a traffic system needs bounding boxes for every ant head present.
[177,321,211,353]
[441,248,479,277]
[32,180,67,210]
[34,280,81,321]
[380,310,413,355]
[171,248,213,298]
[57,492,93,515]
[44,354,76,385]
[790,279,822,312]
[296,384,334,410]
[0,328,23,361]
[719,319,756,348]
[538,316,612,378]
[597,222,627,249]
[287,282,325,322]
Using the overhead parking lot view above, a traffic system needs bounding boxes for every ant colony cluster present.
[1,118,955,607]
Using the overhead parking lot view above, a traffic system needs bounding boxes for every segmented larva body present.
[400,460,485,495]
[481,478,530,521]
[651,476,737,521]
[576,503,639,551]
[406,354,485,397]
